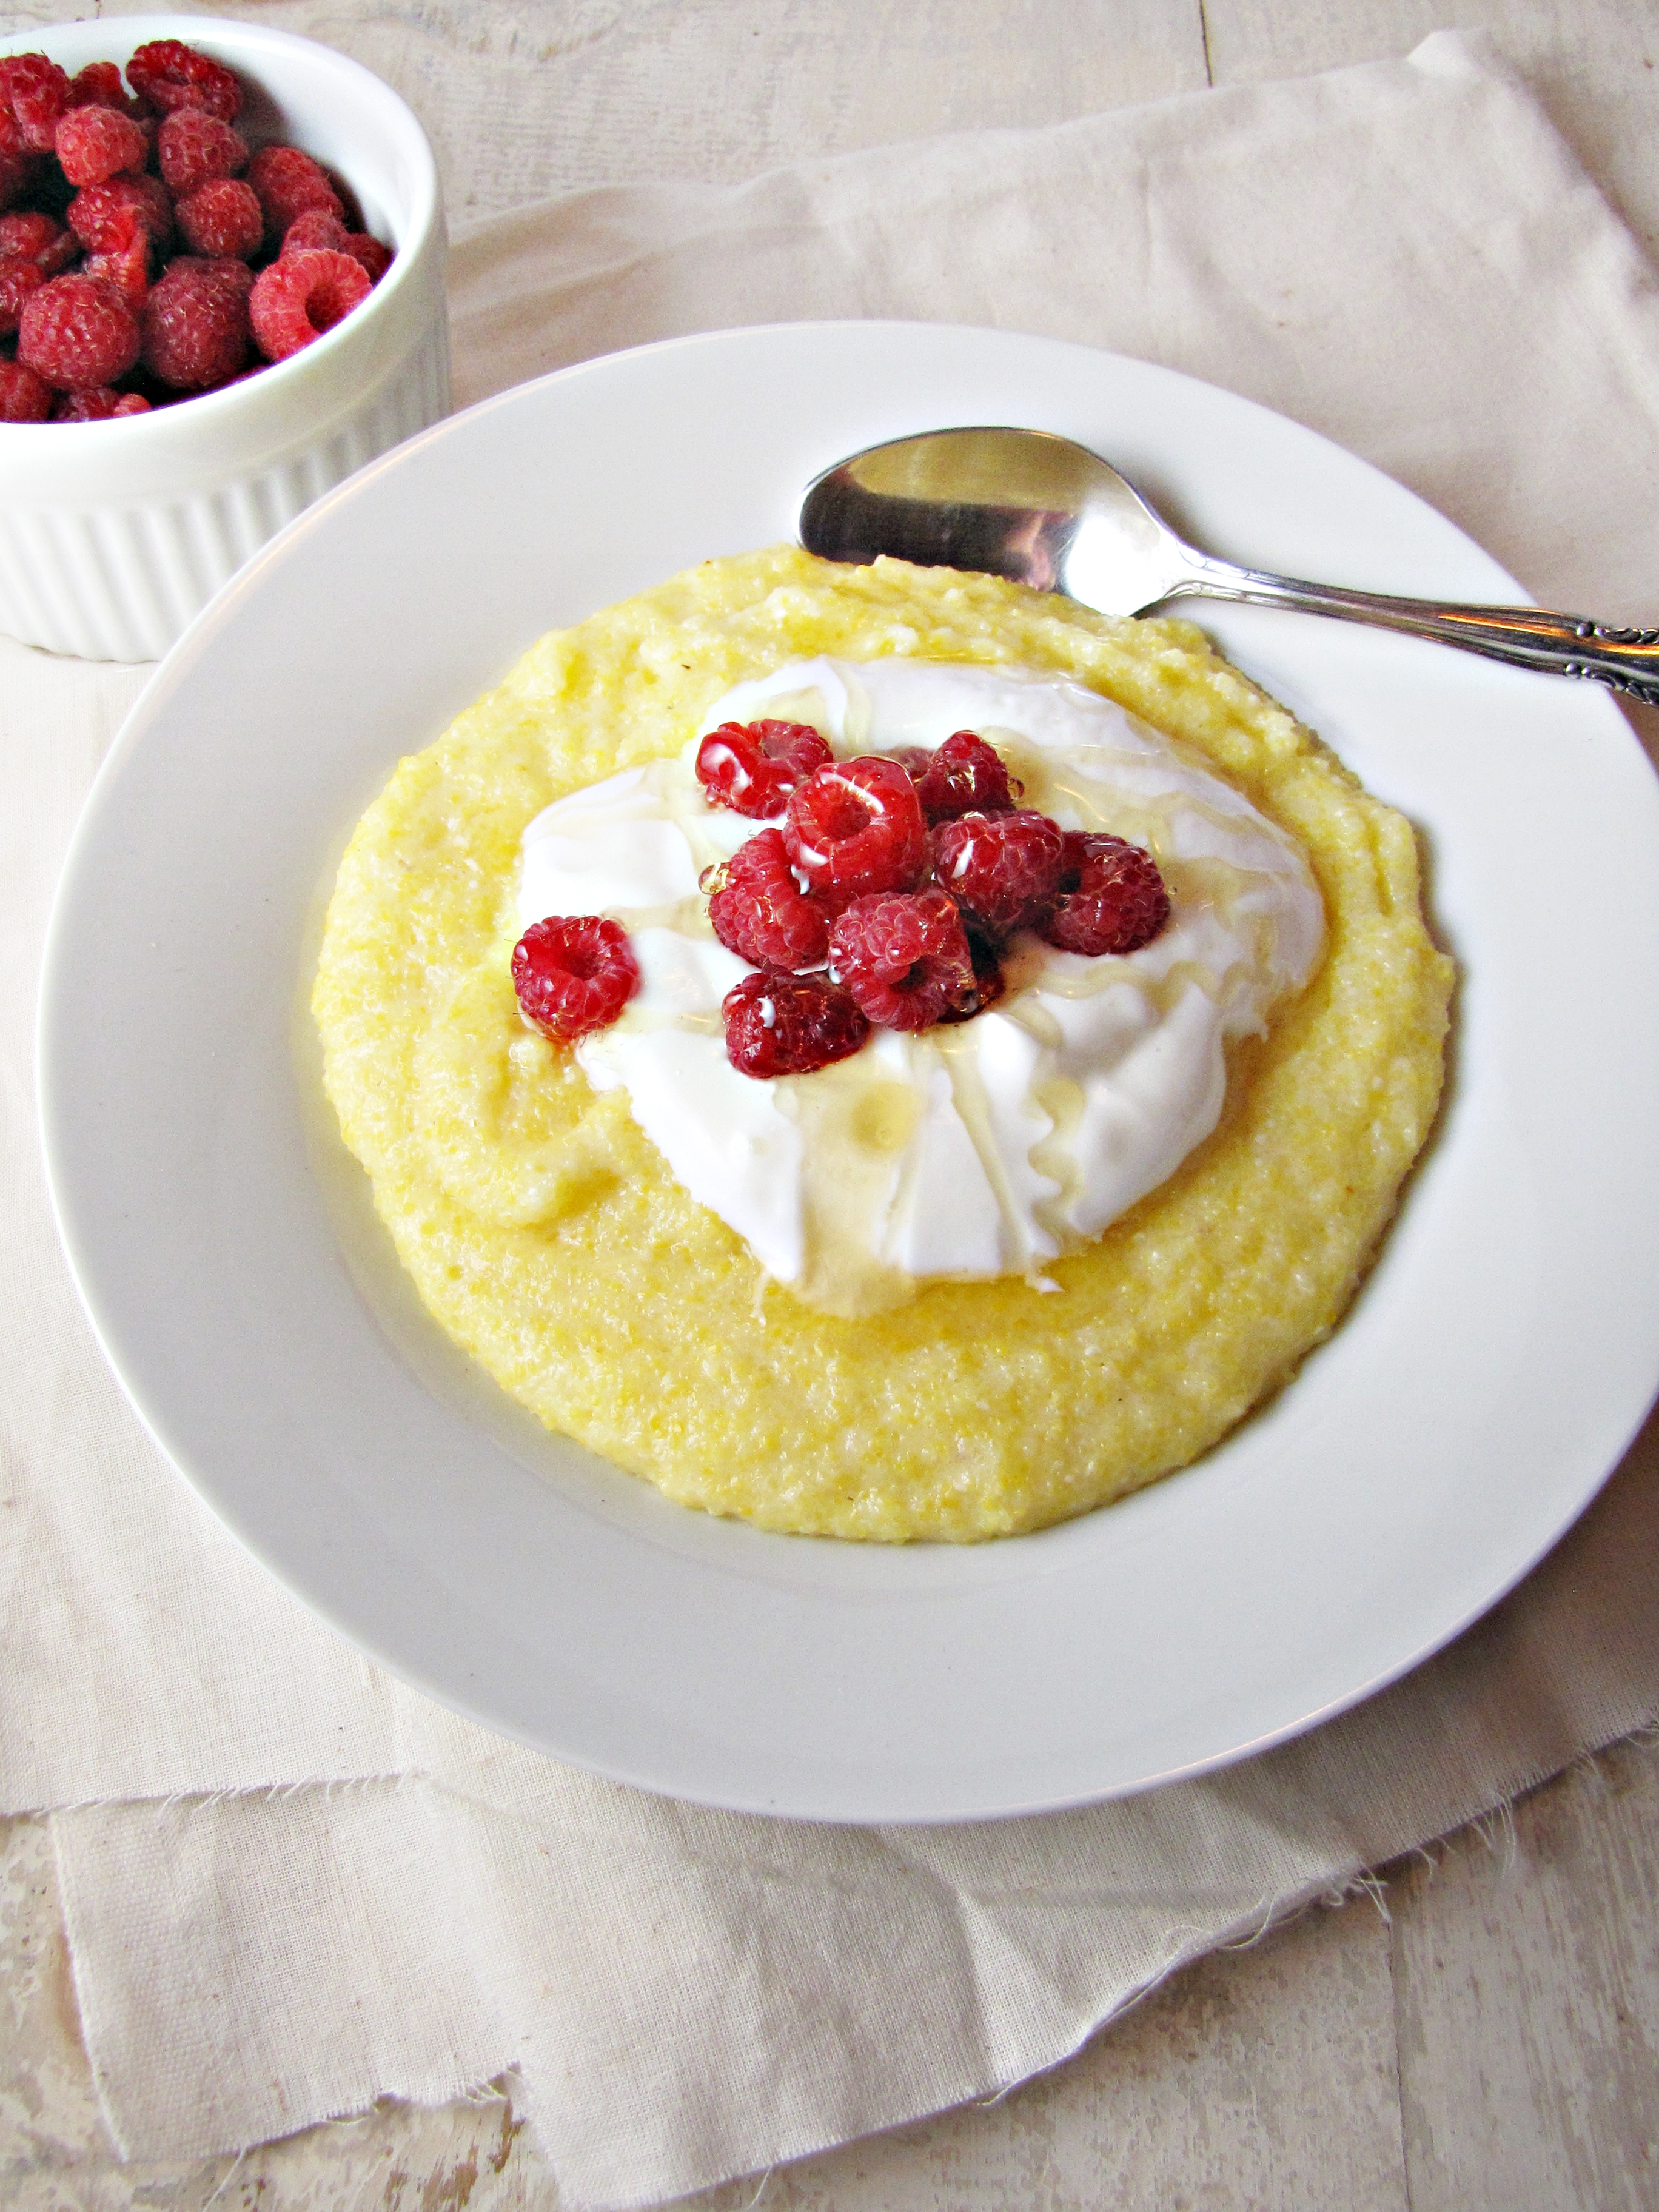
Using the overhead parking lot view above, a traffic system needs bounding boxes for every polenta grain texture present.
[313,548,1452,1541]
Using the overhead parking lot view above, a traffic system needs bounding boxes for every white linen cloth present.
[4,30,1658,2208]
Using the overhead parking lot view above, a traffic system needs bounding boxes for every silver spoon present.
[799,426,1659,708]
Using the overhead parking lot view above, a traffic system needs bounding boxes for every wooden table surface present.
[3,2,1657,2206]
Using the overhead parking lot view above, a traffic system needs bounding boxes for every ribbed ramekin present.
[0,16,449,662]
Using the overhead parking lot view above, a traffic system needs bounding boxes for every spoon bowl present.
[800,425,1188,612]
[800,426,1659,706]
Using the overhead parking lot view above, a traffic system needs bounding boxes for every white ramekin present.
[0,16,449,662]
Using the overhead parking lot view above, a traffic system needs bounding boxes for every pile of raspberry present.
[511,718,1171,1082]
[0,39,394,424]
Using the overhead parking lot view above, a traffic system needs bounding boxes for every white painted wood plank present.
[0,1813,109,2185]
[1389,1736,1659,2212]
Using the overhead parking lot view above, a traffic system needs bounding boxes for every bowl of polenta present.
[40,322,1659,1818]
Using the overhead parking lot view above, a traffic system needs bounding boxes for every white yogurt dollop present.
[518,659,1325,1311]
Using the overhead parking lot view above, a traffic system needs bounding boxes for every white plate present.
[39,323,1659,1823]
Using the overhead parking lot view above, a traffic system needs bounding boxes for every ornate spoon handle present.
[1172,558,1659,708]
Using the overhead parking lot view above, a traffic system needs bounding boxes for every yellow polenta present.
[313,547,1453,1542]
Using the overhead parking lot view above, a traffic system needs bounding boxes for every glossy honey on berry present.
[313,547,1453,1543]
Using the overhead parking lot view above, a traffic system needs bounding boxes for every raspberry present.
[249,245,369,361]
[0,252,43,335]
[0,213,48,256]
[54,105,148,186]
[512,916,640,1043]
[127,40,242,122]
[883,745,933,782]
[278,211,393,288]
[0,212,78,272]
[1040,833,1171,956]
[280,209,347,256]
[0,358,51,421]
[69,175,173,258]
[141,255,253,389]
[247,144,343,244]
[343,230,393,283]
[82,227,150,309]
[156,108,248,194]
[706,828,831,973]
[52,385,152,421]
[17,273,141,390]
[931,808,1065,935]
[829,888,980,1032]
[784,756,930,910]
[917,728,1018,823]
[36,221,79,275]
[695,717,832,819]
[722,971,870,1078]
[176,176,263,260]
[0,55,70,153]
[65,62,128,113]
